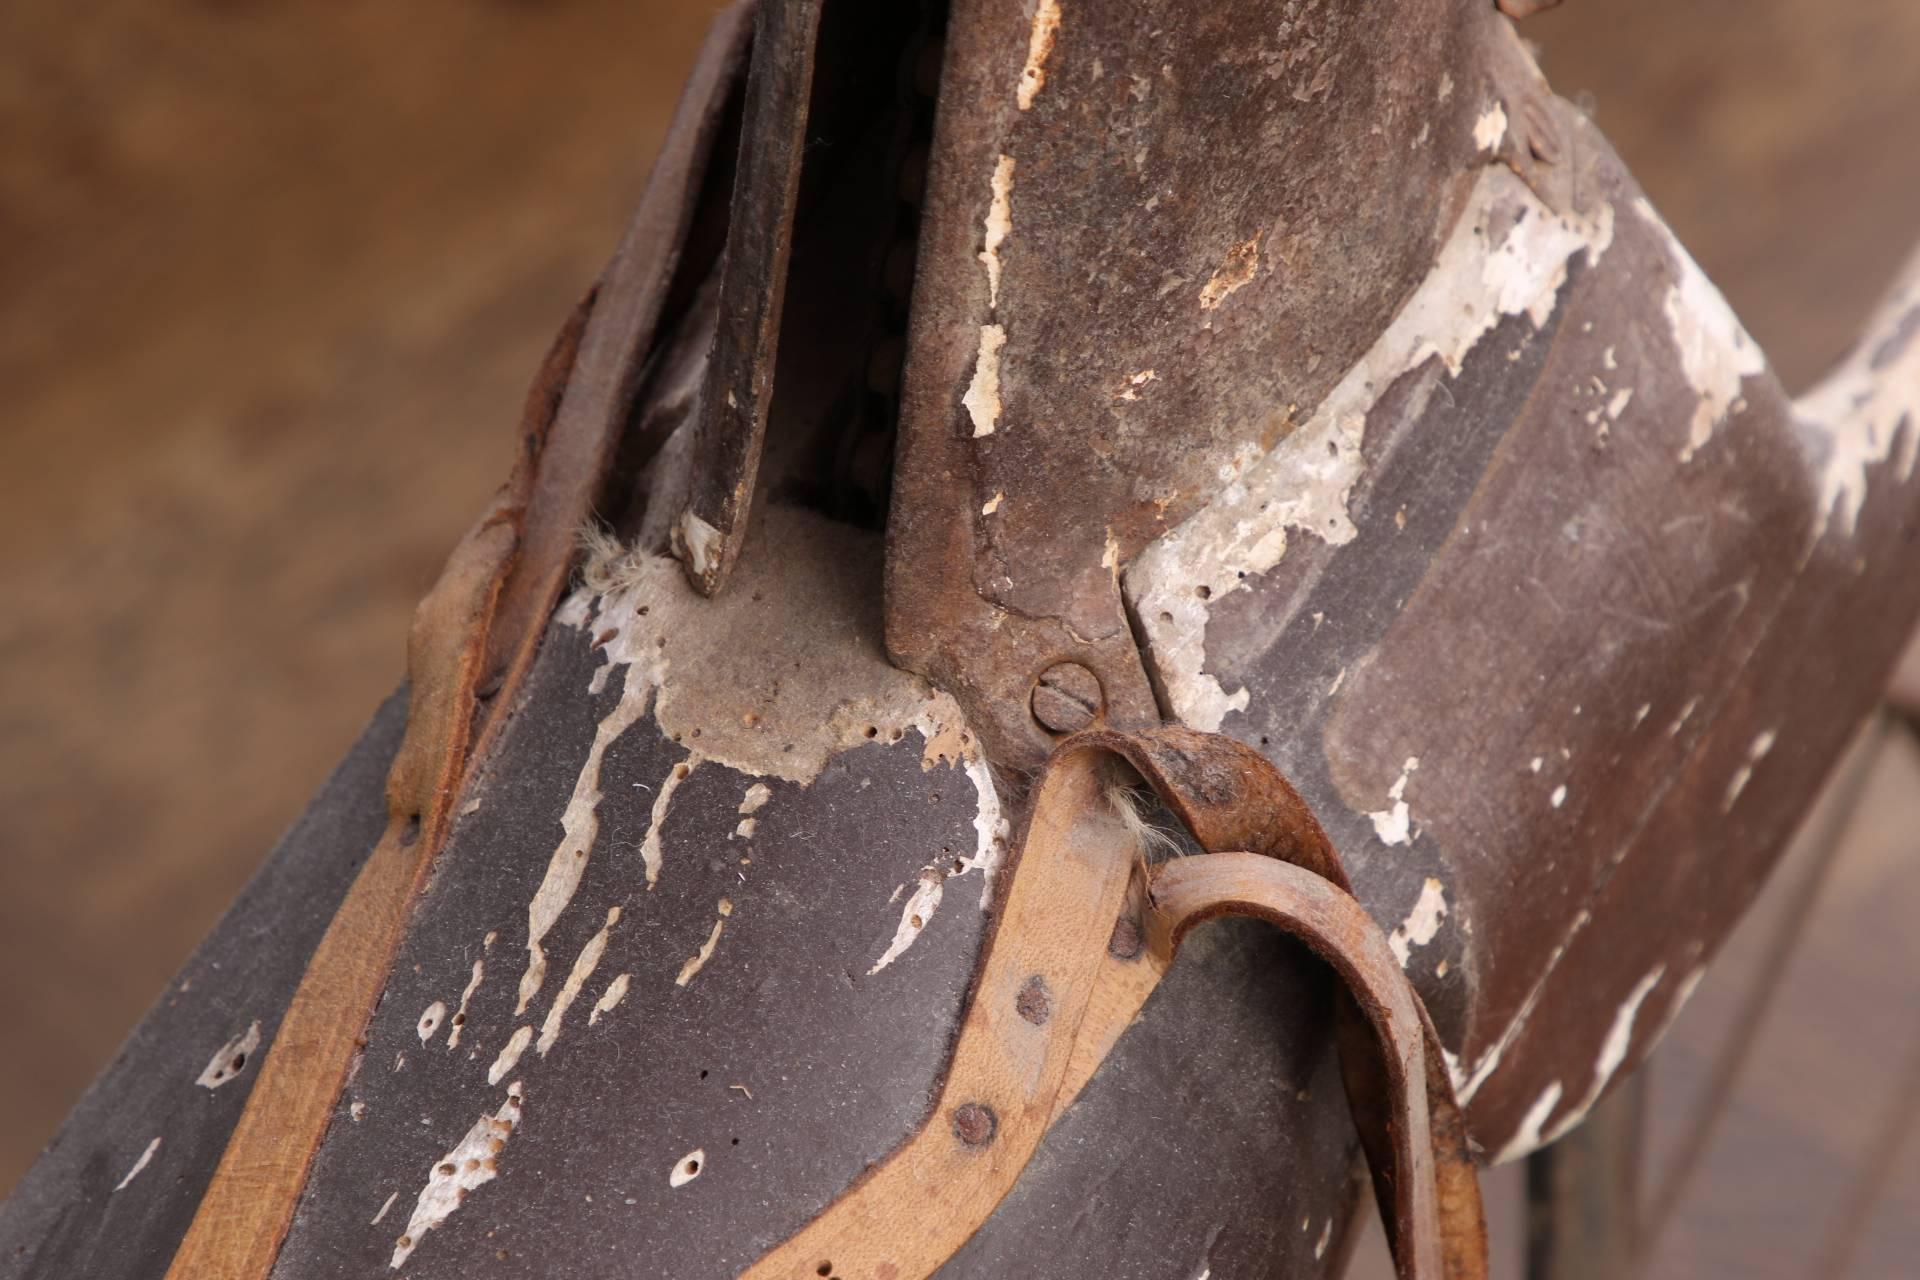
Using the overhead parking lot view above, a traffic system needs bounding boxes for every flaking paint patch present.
[416,1002,447,1044]
[964,324,1007,437]
[738,782,772,815]
[1722,726,1778,811]
[676,510,723,579]
[538,907,620,1056]
[1453,908,1592,1104]
[447,959,484,1049]
[870,872,944,975]
[113,1137,160,1192]
[980,155,1015,306]
[1388,878,1447,967]
[570,510,983,786]
[1368,757,1420,846]
[1544,965,1665,1145]
[196,1020,262,1089]
[372,1191,398,1225]
[487,1026,532,1087]
[641,757,702,886]
[1127,168,1614,728]
[676,900,733,986]
[391,1081,522,1268]
[670,1148,706,1188]
[1473,101,1507,152]
[516,653,658,1014]
[1634,198,1766,463]
[1796,254,1920,540]
[1493,1081,1562,1165]
[1016,0,1061,110]
[589,972,631,1026]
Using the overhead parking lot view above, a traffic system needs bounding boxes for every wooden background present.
[3,1,1919,1270]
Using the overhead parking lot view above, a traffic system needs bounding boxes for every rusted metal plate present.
[0,692,406,1280]
[674,0,824,595]
[885,0,1499,767]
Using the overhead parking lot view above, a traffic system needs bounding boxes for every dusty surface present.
[3,4,1920,1262]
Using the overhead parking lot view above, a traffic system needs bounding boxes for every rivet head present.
[1015,975,1053,1025]
[951,1103,998,1147]
[1030,662,1104,734]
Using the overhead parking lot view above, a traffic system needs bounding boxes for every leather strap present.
[745,726,1485,1279]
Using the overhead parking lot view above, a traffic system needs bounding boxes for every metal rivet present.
[951,1103,998,1147]
[1015,975,1053,1025]
[1030,662,1104,734]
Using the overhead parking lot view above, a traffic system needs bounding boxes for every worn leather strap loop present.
[1150,853,1488,1280]
[744,725,1485,1280]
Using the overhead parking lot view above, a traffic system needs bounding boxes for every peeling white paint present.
[1545,966,1665,1145]
[590,973,631,1026]
[1368,757,1420,847]
[870,872,943,975]
[1473,101,1508,152]
[980,155,1016,306]
[196,1020,261,1090]
[1016,0,1062,110]
[487,1026,532,1087]
[1796,258,1920,540]
[516,654,658,1015]
[1388,878,1447,967]
[1722,726,1778,811]
[738,782,772,815]
[391,1082,523,1268]
[1127,168,1615,729]
[964,324,1007,437]
[372,1191,398,1225]
[1669,696,1701,737]
[733,817,757,840]
[1634,199,1766,463]
[1650,963,1708,1048]
[982,491,1004,515]
[677,510,723,579]
[447,960,484,1049]
[1550,783,1568,809]
[538,907,621,1056]
[1493,1081,1564,1165]
[1119,369,1158,402]
[351,1101,368,1122]
[113,1137,160,1192]
[417,1002,447,1045]
[670,1148,707,1189]
[676,900,734,987]
[641,755,702,887]
[1453,909,1593,1104]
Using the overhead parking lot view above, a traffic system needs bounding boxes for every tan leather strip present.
[742,740,1139,1280]
[162,511,516,1280]
[745,726,1484,1280]
[161,14,758,1277]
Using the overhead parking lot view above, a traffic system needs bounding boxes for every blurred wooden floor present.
[3,1,1919,1272]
